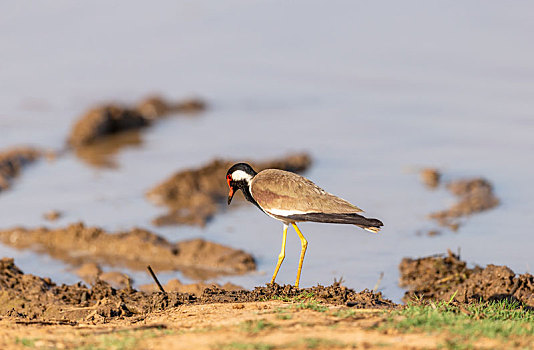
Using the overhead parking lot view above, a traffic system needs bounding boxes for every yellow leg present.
[292,223,308,288]
[270,223,288,285]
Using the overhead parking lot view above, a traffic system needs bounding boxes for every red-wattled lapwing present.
[226,163,383,288]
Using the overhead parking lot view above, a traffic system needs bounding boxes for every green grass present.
[15,337,36,347]
[74,328,171,350]
[379,298,534,342]
[217,341,274,350]
[294,301,328,313]
[271,291,315,302]
[299,337,345,349]
[239,319,278,334]
[331,308,358,319]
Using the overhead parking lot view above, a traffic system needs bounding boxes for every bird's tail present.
[286,212,383,233]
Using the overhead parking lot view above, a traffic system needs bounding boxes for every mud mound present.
[136,95,206,119]
[146,153,312,226]
[419,168,441,188]
[68,105,148,147]
[0,223,255,280]
[140,278,244,296]
[0,147,41,192]
[399,250,534,306]
[0,258,192,322]
[0,259,394,323]
[421,172,500,230]
[75,263,133,289]
[68,95,206,148]
[200,282,396,309]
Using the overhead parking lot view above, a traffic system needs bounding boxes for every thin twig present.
[147,265,166,294]
[373,272,384,293]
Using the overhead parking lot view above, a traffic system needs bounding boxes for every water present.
[1,1,533,302]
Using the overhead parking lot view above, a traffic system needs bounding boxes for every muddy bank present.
[146,153,312,226]
[0,147,41,192]
[0,258,395,323]
[0,223,255,280]
[399,250,534,306]
[68,95,206,148]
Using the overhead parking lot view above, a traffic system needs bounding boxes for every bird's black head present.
[226,163,257,205]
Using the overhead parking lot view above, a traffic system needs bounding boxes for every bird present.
[226,163,383,288]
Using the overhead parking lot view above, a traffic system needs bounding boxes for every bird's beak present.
[227,177,235,205]
[228,187,235,205]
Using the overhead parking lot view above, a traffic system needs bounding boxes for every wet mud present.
[68,95,206,148]
[146,153,312,226]
[0,147,42,193]
[421,171,500,230]
[0,223,255,280]
[399,250,534,306]
[0,258,395,323]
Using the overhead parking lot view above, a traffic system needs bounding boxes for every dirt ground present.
[0,258,426,349]
[0,301,477,350]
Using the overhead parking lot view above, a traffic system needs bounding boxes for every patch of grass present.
[276,313,293,320]
[239,319,278,334]
[298,337,346,349]
[331,308,357,318]
[271,291,315,302]
[75,328,171,350]
[15,337,36,347]
[273,306,293,320]
[217,341,274,350]
[294,301,328,313]
[379,298,534,343]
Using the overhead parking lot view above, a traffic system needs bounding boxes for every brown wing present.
[250,169,363,214]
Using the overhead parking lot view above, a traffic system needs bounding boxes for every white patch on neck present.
[231,170,253,182]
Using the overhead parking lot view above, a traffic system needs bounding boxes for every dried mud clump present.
[399,250,534,306]
[140,278,244,296]
[68,105,148,147]
[68,96,207,148]
[0,146,41,192]
[146,153,312,226]
[427,176,499,229]
[420,168,441,188]
[75,263,133,290]
[0,258,395,323]
[0,223,255,280]
[136,96,206,119]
